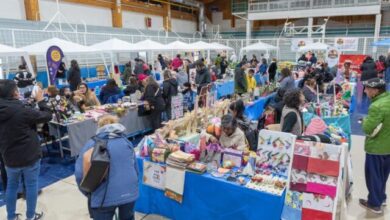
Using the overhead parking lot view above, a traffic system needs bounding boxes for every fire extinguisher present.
[145,17,152,28]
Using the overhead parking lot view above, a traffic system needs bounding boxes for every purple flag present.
[46,46,64,85]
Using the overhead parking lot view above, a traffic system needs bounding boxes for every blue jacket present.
[99,86,121,104]
[75,124,139,208]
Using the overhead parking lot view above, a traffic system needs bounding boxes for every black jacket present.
[143,84,165,112]
[195,67,211,92]
[162,78,178,107]
[124,84,142,96]
[0,99,52,167]
[268,62,277,74]
[67,67,81,91]
[360,58,377,81]
[14,71,35,88]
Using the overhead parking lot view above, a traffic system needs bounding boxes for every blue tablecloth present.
[135,158,285,220]
[216,81,234,99]
[244,93,276,121]
[303,112,351,135]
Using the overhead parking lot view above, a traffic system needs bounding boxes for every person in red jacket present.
[172,54,183,71]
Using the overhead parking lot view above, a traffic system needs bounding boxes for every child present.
[246,69,257,93]
[182,82,195,112]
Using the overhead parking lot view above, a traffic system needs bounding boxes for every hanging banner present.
[338,54,367,74]
[326,47,340,68]
[171,94,184,120]
[291,38,313,52]
[46,46,64,85]
[334,37,359,51]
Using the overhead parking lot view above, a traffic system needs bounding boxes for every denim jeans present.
[5,160,41,220]
[91,202,135,220]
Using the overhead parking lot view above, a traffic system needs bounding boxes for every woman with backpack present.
[75,115,139,220]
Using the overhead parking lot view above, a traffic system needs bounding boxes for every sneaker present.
[14,213,22,220]
[26,212,44,220]
[359,199,383,214]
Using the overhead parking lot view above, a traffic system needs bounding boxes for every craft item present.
[143,161,166,190]
[237,177,246,185]
[316,85,320,104]
[246,174,287,195]
[217,167,231,174]
[165,166,186,203]
[187,162,207,174]
[243,160,255,176]
[151,148,169,163]
[223,148,243,168]
[256,130,296,178]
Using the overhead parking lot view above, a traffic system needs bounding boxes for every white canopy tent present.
[298,42,330,52]
[91,38,139,80]
[0,44,34,79]
[20,37,105,85]
[134,39,168,51]
[20,37,98,55]
[165,41,192,51]
[188,41,220,51]
[240,41,277,52]
[240,41,278,61]
[211,42,234,51]
[90,38,138,52]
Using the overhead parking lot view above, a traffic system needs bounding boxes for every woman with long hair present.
[280,89,305,136]
[279,68,295,91]
[142,76,166,130]
[67,60,81,91]
[75,83,100,107]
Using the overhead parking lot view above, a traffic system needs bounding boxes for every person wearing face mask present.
[359,78,390,214]
[280,89,305,136]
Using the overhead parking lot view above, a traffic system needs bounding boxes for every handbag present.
[138,88,160,116]
[80,137,110,193]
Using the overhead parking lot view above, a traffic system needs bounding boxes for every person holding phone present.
[0,80,52,220]
[359,78,390,214]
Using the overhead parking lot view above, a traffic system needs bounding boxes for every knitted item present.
[304,117,328,136]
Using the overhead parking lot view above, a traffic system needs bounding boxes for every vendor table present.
[303,112,351,135]
[135,158,285,220]
[244,93,276,121]
[215,80,234,99]
[49,109,151,156]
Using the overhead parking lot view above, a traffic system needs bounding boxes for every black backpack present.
[237,120,259,151]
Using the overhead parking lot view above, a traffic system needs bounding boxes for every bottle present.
[94,86,100,95]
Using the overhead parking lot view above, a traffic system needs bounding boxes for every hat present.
[304,117,328,136]
[138,74,148,81]
[363,78,386,88]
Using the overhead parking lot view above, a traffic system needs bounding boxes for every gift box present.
[223,148,243,168]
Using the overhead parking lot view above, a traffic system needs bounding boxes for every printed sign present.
[143,160,166,190]
[171,94,184,120]
[46,45,64,85]
[326,47,340,68]
[291,39,313,52]
[338,54,367,74]
[334,37,358,51]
